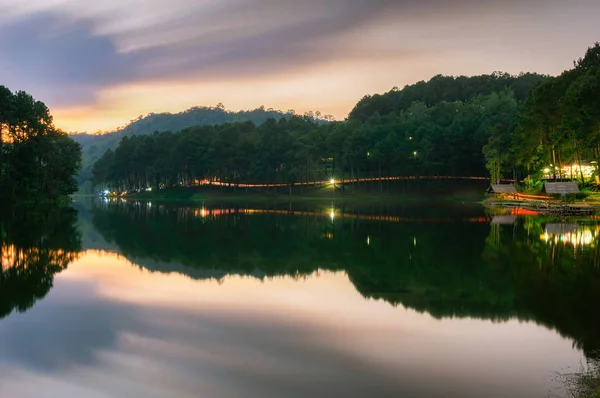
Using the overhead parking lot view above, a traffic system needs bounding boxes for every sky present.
[0,0,598,133]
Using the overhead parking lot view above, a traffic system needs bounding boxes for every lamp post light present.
[329,178,336,198]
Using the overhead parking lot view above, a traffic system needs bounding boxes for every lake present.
[1,199,599,398]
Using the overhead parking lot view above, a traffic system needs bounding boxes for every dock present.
[488,200,596,216]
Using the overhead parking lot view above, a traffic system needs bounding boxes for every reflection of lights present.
[329,209,335,222]
[146,187,152,192]
[148,201,152,208]
[541,226,599,247]
[367,236,371,246]
[413,237,417,247]
[413,151,417,157]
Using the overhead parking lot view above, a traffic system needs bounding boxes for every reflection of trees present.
[92,202,600,358]
[483,218,600,359]
[0,208,82,319]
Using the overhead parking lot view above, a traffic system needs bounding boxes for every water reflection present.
[1,201,599,397]
[82,200,600,361]
[0,207,82,319]
[541,223,600,248]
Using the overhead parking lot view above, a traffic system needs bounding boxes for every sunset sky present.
[0,0,598,133]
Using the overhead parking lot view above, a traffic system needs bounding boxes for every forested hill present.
[92,71,551,192]
[349,72,547,123]
[73,105,330,185]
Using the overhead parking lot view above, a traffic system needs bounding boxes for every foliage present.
[0,86,82,201]
[73,105,330,185]
[348,71,545,122]
[506,43,600,184]
[91,73,546,191]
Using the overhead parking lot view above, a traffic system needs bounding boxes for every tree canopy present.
[91,73,546,191]
[0,86,82,201]
[74,105,331,186]
[487,43,600,185]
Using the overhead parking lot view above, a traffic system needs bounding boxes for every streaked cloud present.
[0,0,598,132]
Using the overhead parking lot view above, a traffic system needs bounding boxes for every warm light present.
[543,168,550,173]
[330,179,335,185]
[560,163,595,179]
[329,209,335,222]
[541,226,597,247]
[413,151,417,156]
[366,236,371,246]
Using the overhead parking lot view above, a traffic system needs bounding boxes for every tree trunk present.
[551,145,557,180]
[574,138,585,185]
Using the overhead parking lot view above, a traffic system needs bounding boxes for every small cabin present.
[487,184,517,198]
[543,182,579,195]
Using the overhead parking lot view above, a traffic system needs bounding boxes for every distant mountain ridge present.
[72,105,331,186]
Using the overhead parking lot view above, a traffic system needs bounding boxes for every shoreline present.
[74,189,485,205]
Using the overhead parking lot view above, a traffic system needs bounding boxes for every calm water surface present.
[1,200,599,398]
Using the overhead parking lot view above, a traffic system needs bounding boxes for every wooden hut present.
[487,184,517,199]
[543,182,579,195]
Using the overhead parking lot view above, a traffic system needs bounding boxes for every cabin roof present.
[488,184,517,193]
[543,182,580,194]
[491,215,518,224]
[545,223,578,234]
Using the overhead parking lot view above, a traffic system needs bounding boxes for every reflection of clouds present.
[0,252,585,398]
[0,281,137,372]
[0,281,419,398]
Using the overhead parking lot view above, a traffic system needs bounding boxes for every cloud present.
[0,0,599,131]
